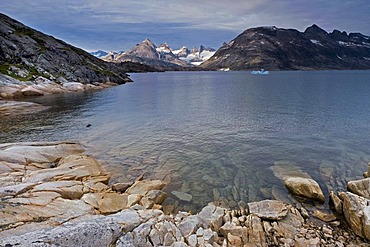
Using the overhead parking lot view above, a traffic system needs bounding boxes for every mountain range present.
[201,24,370,70]
[95,40,216,70]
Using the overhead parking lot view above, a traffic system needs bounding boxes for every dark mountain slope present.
[201,25,370,70]
[0,13,154,84]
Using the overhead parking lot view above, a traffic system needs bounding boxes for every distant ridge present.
[102,39,216,70]
[201,25,370,71]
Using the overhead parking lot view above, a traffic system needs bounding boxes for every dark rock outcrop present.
[201,24,370,71]
[0,13,155,85]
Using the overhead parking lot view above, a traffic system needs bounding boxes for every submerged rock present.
[171,190,193,202]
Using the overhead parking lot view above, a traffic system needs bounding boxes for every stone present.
[0,141,84,165]
[187,234,197,247]
[0,182,35,198]
[149,228,162,246]
[198,204,225,232]
[348,178,370,199]
[112,182,132,193]
[172,242,188,247]
[244,215,266,247]
[172,190,193,202]
[363,206,370,240]
[164,232,176,246]
[21,86,44,96]
[178,215,202,237]
[248,200,289,220]
[127,194,143,207]
[220,222,243,237]
[284,177,325,202]
[24,155,105,183]
[144,189,167,204]
[329,191,343,214]
[125,180,166,196]
[31,180,84,199]
[81,193,104,209]
[7,191,61,206]
[339,191,370,239]
[0,209,142,247]
[98,192,128,214]
[62,82,85,91]
[313,210,337,222]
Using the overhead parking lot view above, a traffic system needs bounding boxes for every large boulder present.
[339,191,370,240]
[198,204,225,231]
[284,177,325,202]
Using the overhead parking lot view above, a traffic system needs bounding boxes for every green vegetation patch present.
[92,66,115,76]
[0,63,49,81]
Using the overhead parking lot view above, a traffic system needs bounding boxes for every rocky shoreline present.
[0,142,370,246]
[0,73,121,100]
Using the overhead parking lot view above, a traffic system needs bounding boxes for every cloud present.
[1,0,370,51]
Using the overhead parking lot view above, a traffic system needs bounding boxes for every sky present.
[1,0,370,52]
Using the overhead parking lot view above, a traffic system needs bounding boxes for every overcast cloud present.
[1,0,369,51]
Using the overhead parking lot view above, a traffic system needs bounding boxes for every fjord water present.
[2,71,370,212]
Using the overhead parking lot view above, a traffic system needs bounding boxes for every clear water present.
[2,70,370,212]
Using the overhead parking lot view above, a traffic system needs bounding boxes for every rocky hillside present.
[201,24,370,70]
[0,13,153,86]
[102,39,215,70]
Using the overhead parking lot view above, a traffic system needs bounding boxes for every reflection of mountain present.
[101,39,216,70]
[201,24,370,70]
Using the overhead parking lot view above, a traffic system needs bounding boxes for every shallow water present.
[2,70,370,212]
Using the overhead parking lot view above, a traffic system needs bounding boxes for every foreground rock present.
[0,142,369,246]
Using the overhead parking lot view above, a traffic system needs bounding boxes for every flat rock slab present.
[0,209,143,247]
[126,180,166,196]
[313,209,337,222]
[248,200,290,220]
[0,141,84,164]
[0,182,35,198]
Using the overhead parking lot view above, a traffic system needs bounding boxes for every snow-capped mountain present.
[89,50,108,58]
[176,45,216,66]
[101,39,216,69]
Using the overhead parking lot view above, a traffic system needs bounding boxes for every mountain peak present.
[304,24,327,34]
[142,38,156,48]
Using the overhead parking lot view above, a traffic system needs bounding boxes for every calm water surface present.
[2,71,370,212]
